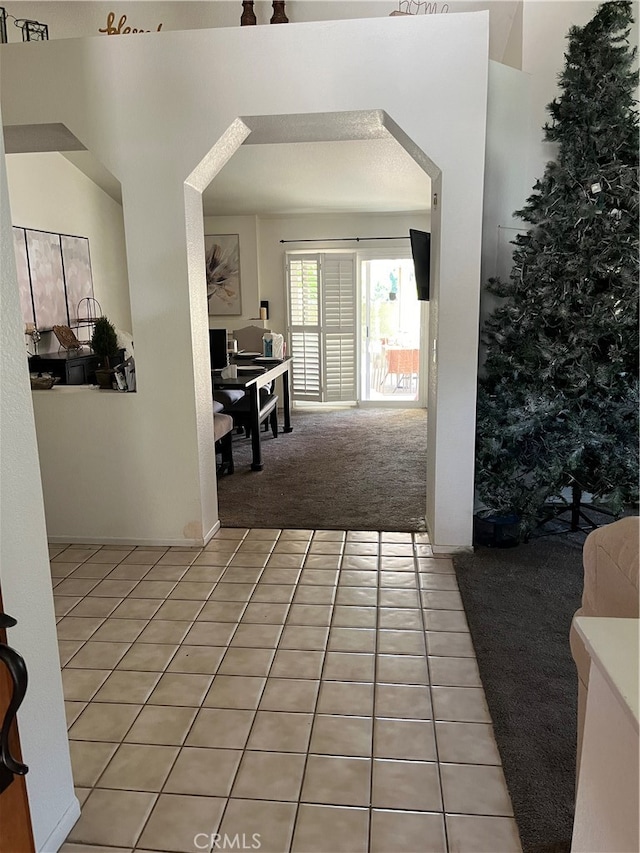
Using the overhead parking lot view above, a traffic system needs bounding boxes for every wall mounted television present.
[209,328,228,370]
[409,229,431,301]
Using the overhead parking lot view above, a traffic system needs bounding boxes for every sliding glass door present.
[286,250,427,407]
[360,255,426,405]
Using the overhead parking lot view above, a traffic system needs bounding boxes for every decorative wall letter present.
[99,12,163,35]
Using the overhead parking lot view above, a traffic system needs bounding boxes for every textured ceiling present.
[203,138,432,216]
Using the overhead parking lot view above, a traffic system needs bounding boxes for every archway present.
[184,110,440,533]
[1,11,489,550]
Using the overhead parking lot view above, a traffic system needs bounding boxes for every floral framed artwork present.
[205,234,242,316]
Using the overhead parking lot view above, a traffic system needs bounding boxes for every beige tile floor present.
[52,528,522,853]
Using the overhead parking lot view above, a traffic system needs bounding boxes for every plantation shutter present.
[286,253,356,403]
[322,255,356,401]
[287,256,321,401]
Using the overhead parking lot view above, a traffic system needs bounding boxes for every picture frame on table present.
[205,233,242,316]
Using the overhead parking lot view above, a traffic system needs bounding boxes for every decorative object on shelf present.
[90,316,120,389]
[52,325,83,353]
[75,296,103,344]
[121,357,136,392]
[260,300,269,320]
[24,323,41,356]
[240,1,256,25]
[270,1,288,24]
[19,17,47,39]
[205,234,242,316]
[29,374,57,390]
[98,11,164,35]
[0,6,48,42]
[392,1,449,15]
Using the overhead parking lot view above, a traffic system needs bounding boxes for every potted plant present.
[91,316,119,389]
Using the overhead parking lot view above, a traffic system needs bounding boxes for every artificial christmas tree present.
[475,0,639,535]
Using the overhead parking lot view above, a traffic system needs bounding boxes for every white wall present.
[5,152,147,546]
[1,12,489,550]
[0,107,78,853]
[521,0,602,190]
[480,61,531,342]
[6,152,132,347]
[501,0,523,70]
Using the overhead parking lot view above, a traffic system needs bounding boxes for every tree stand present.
[532,484,616,539]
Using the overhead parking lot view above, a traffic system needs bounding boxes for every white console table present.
[571,617,639,853]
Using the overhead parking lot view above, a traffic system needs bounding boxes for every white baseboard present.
[39,796,81,853]
[431,543,473,555]
[204,520,221,544]
[425,516,474,556]
[49,520,222,548]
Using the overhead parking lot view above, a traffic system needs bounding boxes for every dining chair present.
[233,325,271,353]
[213,401,235,476]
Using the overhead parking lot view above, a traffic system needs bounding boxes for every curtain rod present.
[279,236,409,244]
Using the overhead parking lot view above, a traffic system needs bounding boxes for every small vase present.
[271,1,288,23]
[241,1,256,26]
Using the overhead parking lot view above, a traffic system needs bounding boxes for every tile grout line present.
[288,528,345,853]
[414,533,450,852]
[367,530,382,853]
[122,532,248,852]
[190,527,306,847]
[63,539,217,845]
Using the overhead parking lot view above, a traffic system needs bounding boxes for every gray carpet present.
[217,407,427,531]
[453,536,586,853]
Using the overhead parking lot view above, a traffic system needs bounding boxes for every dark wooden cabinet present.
[29,349,124,385]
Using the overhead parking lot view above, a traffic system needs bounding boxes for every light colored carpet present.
[217,407,428,531]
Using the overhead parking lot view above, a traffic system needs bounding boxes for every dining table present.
[382,346,420,391]
[212,356,293,471]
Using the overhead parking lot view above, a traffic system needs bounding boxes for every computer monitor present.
[209,328,228,370]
